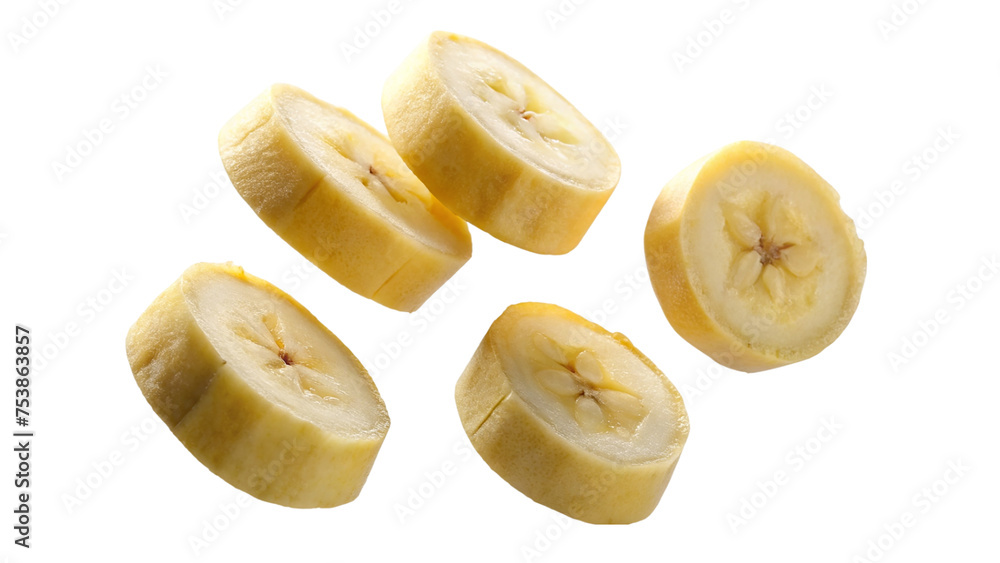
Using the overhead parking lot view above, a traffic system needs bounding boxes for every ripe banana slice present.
[382,32,621,255]
[219,84,472,312]
[644,141,867,372]
[125,262,390,508]
[455,303,688,524]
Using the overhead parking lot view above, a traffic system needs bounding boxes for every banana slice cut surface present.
[456,303,688,524]
[383,32,620,255]
[191,266,386,436]
[435,35,615,188]
[645,141,867,372]
[220,84,471,312]
[500,312,683,462]
[126,263,389,508]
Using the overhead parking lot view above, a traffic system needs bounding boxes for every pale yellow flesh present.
[125,263,390,508]
[383,32,620,255]
[219,84,472,312]
[644,141,867,372]
[455,303,688,524]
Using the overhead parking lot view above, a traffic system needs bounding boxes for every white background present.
[2,0,998,560]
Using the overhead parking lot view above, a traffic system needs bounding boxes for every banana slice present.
[125,263,390,508]
[644,141,867,372]
[455,303,688,524]
[219,84,471,312]
[382,32,621,255]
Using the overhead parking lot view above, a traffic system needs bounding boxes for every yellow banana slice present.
[455,302,688,524]
[219,84,472,312]
[125,263,390,508]
[644,141,867,372]
[383,32,621,255]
